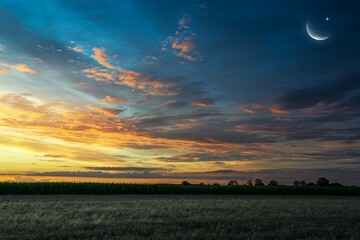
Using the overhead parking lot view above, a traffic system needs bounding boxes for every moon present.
[306,22,330,41]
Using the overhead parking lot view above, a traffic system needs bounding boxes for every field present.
[1,182,360,195]
[1,195,360,240]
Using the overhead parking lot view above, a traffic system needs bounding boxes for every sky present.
[0,0,360,185]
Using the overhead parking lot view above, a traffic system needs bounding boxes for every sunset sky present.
[1,0,360,185]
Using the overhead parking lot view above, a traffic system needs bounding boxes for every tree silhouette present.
[293,180,299,186]
[247,179,253,186]
[268,180,279,186]
[317,177,330,186]
[299,180,307,186]
[181,181,191,186]
[227,180,239,186]
[254,179,265,186]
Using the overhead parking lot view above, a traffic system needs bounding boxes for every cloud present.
[87,106,124,116]
[191,97,215,107]
[241,74,360,116]
[84,166,163,173]
[240,103,287,114]
[101,96,128,105]
[0,66,9,73]
[197,4,207,9]
[0,44,5,51]
[43,154,67,158]
[162,16,201,61]
[92,47,115,69]
[86,47,174,95]
[142,55,159,65]
[83,67,116,82]
[70,46,85,53]
[272,75,360,112]
[159,100,188,109]
[12,64,37,74]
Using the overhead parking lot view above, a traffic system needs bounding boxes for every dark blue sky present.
[0,0,360,184]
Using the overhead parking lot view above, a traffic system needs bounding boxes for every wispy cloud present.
[162,16,201,61]
[70,46,85,53]
[101,96,128,105]
[0,66,8,73]
[11,64,37,74]
[85,47,174,95]
[191,97,215,107]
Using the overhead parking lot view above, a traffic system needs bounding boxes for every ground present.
[0,195,359,240]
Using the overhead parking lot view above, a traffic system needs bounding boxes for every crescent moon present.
[306,22,330,41]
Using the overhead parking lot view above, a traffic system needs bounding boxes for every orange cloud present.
[240,103,288,114]
[83,67,115,82]
[162,16,200,61]
[86,47,173,95]
[12,64,37,74]
[102,96,128,105]
[191,98,214,107]
[87,106,123,116]
[70,46,85,53]
[92,47,116,69]
[0,66,8,73]
[172,42,195,53]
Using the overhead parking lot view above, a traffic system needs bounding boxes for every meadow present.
[0,195,359,240]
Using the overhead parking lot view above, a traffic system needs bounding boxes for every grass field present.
[1,195,359,240]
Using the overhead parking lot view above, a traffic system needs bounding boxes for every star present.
[325,16,330,21]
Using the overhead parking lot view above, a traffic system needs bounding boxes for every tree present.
[247,179,253,186]
[317,177,330,186]
[254,179,265,186]
[181,181,191,186]
[198,182,204,186]
[293,180,299,186]
[212,183,220,186]
[299,180,307,186]
[268,180,279,186]
[227,180,239,186]
[307,182,315,186]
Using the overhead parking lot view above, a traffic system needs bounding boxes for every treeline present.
[222,177,344,187]
[0,180,359,195]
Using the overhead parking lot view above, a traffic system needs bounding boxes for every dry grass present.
[0,195,359,240]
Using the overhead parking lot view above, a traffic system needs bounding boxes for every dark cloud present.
[84,167,163,173]
[160,100,188,109]
[273,74,360,111]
